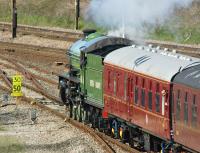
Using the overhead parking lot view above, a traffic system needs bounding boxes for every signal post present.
[12,0,17,38]
[75,0,80,30]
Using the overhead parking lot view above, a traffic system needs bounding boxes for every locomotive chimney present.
[83,29,96,38]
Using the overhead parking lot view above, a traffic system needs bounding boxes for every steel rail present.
[0,67,141,153]
[0,69,12,88]
[0,41,67,64]
[96,132,141,153]
[1,22,200,57]
[0,61,57,85]
[0,22,82,41]
[146,40,200,57]
[0,71,116,153]
[0,55,58,76]
[0,65,141,153]
[0,55,62,104]
[0,41,66,54]
[0,70,62,105]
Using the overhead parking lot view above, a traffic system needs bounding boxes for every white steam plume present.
[86,0,193,39]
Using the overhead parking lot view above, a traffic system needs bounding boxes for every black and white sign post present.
[75,0,80,30]
[12,0,17,38]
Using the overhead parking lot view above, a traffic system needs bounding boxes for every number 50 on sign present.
[11,75,23,97]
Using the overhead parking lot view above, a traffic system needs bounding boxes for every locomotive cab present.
[58,32,133,121]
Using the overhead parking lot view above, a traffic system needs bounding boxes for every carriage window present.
[141,89,145,107]
[108,71,111,90]
[136,76,138,85]
[149,81,152,90]
[148,81,153,111]
[185,92,188,102]
[134,86,138,105]
[141,79,145,107]
[128,78,134,100]
[113,73,116,95]
[156,83,160,92]
[184,92,188,124]
[142,79,145,88]
[148,91,152,110]
[155,83,160,113]
[116,74,118,94]
[176,90,181,120]
[192,95,197,127]
[124,74,127,100]
[130,79,134,97]
[156,93,160,112]
[178,90,180,99]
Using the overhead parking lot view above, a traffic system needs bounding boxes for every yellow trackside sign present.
[11,75,23,97]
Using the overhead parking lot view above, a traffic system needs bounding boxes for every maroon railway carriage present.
[103,45,200,151]
[103,64,171,139]
[173,64,200,152]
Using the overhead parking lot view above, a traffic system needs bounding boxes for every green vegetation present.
[0,122,24,152]
[149,26,200,44]
[0,136,24,153]
[0,121,24,152]
[0,0,199,44]
[0,122,5,131]
[0,0,98,30]
[0,126,5,131]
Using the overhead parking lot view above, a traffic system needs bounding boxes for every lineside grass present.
[0,122,24,152]
[0,136,24,153]
[0,0,199,44]
[149,26,200,44]
[0,125,5,131]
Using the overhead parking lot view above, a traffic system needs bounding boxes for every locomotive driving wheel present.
[72,105,77,120]
[59,80,69,105]
[76,104,82,122]
[81,106,89,124]
[65,104,72,118]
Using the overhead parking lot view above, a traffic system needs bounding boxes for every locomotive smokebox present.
[83,29,96,37]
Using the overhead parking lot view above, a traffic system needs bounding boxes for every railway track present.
[0,85,114,153]
[0,41,67,65]
[0,22,82,41]
[1,22,200,57]
[0,55,61,104]
[0,41,66,54]
[0,55,141,153]
[1,38,200,61]
[0,55,57,85]
[1,21,199,152]
[146,40,200,58]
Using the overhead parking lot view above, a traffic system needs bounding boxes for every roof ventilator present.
[148,44,153,48]
[138,46,144,50]
[132,44,136,48]
[179,56,188,61]
[146,48,151,52]
[83,29,96,38]
[167,53,179,58]
[151,49,157,53]
[172,49,177,53]
[164,48,169,51]
[156,46,160,50]
[160,52,168,56]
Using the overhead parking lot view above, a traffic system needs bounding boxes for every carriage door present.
[127,74,134,120]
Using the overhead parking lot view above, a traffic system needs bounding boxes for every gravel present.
[0,93,104,153]
[0,30,129,153]
[0,31,72,49]
[0,61,127,153]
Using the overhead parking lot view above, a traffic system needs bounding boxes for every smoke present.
[86,0,193,39]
